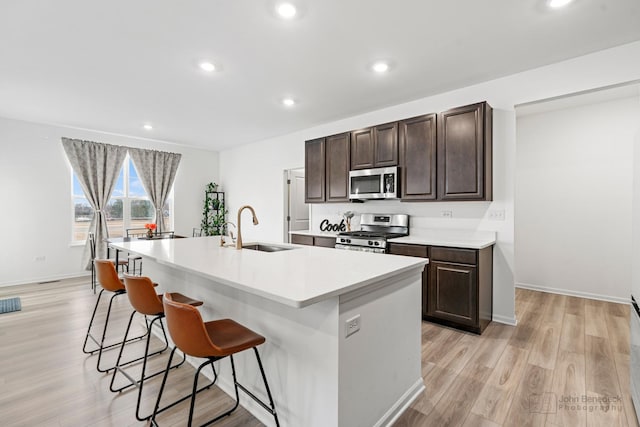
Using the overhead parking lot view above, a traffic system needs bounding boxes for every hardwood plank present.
[564,296,585,317]
[422,366,491,426]
[462,412,502,427]
[606,314,631,355]
[585,300,610,338]
[412,364,458,416]
[503,364,553,427]
[528,321,562,370]
[559,313,585,354]
[470,345,529,424]
[545,350,586,427]
[613,352,639,427]
[585,335,625,426]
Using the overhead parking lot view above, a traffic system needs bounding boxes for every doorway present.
[283,168,309,242]
[514,83,640,302]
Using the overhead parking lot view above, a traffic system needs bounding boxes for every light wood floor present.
[0,279,637,426]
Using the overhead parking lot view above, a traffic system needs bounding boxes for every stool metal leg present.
[252,347,280,427]
[82,289,149,372]
[110,313,188,421]
[150,349,217,425]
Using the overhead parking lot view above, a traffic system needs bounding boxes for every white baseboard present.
[516,282,630,305]
[492,314,518,326]
[376,378,425,427]
[0,272,90,288]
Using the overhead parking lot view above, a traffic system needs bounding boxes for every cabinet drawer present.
[388,243,428,258]
[291,234,314,246]
[430,247,476,265]
[314,236,337,248]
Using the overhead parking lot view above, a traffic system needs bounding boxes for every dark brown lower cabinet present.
[290,234,336,248]
[388,243,493,334]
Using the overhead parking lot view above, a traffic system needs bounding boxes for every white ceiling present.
[1,0,639,151]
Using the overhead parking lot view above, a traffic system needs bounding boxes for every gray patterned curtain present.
[61,138,127,269]
[128,148,181,233]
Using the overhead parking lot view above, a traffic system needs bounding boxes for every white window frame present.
[71,154,174,244]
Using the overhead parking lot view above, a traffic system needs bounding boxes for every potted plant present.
[202,199,228,236]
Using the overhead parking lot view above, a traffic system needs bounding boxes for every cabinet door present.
[438,102,492,201]
[350,128,374,170]
[314,236,337,248]
[305,138,325,203]
[291,234,314,246]
[428,261,478,327]
[374,122,398,167]
[325,133,351,202]
[399,114,437,200]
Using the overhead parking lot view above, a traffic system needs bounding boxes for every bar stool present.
[110,275,205,421]
[150,293,280,427]
[82,259,149,372]
[89,232,128,293]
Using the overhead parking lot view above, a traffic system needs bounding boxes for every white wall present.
[633,118,640,301]
[516,96,640,303]
[220,40,640,325]
[0,116,219,287]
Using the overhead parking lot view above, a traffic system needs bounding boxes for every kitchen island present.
[110,236,427,427]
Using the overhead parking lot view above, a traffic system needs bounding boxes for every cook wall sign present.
[319,219,346,232]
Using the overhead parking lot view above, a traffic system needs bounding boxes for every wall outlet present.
[35,256,46,262]
[440,210,453,218]
[345,314,361,338]
[488,210,505,221]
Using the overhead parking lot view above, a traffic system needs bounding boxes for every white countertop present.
[292,228,496,249]
[289,230,338,238]
[388,229,496,249]
[111,236,426,308]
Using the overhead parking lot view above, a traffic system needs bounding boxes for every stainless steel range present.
[335,213,409,253]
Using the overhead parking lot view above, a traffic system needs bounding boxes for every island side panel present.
[338,267,425,427]
[145,259,340,427]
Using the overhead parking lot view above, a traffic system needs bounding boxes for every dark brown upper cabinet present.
[304,138,325,203]
[399,114,437,200]
[437,102,492,201]
[350,123,398,170]
[304,133,350,203]
[325,132,351,202]
[350,128,374,170]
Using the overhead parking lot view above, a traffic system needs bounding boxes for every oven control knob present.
[347,239,351,244]
[340,238,346,243]
[368,240,373,246]
[374,241,380,246]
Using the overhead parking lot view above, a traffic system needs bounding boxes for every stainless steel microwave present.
[349,166,398,200]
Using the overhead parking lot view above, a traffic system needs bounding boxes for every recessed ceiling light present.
[548,0,573,8]
[372,61,390,73]
[143,124,153,130]
[199,62,216,72]
[282,98,296,107]
[276,3,297,19]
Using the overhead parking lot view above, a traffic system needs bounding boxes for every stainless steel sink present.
[242,244,297,252]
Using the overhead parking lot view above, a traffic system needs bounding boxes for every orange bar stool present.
[110,275,205,422]
[82,259,149,372]
[150,293,280,427]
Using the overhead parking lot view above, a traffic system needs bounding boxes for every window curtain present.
[61,138,127,269]
[128,148,181,233]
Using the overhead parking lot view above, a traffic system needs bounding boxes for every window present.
[72,154,174,243]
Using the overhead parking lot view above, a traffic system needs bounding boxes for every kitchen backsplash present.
[310,200,504,233]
